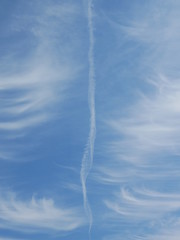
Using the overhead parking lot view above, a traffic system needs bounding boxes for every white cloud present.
[0,1,82,160]
[80,0,96,233]
[0,191,85,232]
[96,1,180,238]
[98,1,180,171]
[107,74,180,164]
[105,187,180,221]
[0,2,80,132]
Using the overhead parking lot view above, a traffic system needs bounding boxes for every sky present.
[1,0,180,239]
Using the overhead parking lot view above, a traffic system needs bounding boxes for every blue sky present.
[1,0,180,239]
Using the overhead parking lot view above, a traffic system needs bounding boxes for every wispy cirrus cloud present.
[0,1,87,238]
[0,1,82,161]
[108,74,180,164]
[105,187,180,221]
[0,1,80,132]
[0,191,85,233]
[95,1,180,239]
[98,0,180,185]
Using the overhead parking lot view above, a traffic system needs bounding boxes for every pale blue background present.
[0,0,180,239]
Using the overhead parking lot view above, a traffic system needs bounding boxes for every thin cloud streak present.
[80,0,96,236]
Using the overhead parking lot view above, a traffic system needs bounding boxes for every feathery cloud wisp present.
[0,191,85,233]
[95,1,180,239]
[0,1,81,161]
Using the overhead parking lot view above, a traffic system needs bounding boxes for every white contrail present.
[80,0,96,237]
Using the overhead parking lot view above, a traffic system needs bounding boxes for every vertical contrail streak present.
[80,0,96,237]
